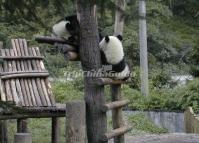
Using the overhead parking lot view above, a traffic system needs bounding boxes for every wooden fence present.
[184,107,199,133]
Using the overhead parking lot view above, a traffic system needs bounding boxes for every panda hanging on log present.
[35,15,131,80]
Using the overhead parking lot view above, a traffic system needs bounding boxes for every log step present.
[101,126,132,141]
[101,100,129,112]
[94,78,129,85]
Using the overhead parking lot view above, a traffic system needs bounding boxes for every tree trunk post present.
[76,1,107,143]
[51,117,60,143]
[66,101,86,143]
[114,0,126,36]
[113,1,126,143]
[139,0,149,96]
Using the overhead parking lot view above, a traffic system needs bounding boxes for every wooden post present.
[111,85,125,143]
[14,133,32,143]
[0,121,8,143]
[17,119,28,133]
[76,1,107,143]
[139,0,149,96]
[66,102,86,143]
[114,0,126,36]
[51,117,60,143]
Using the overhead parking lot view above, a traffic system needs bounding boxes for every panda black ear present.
[117,35,123,41]
[105,36,110,43]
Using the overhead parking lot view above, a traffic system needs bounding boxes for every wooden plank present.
[101,100,129,112]
[111,85,125,143]
[14,39,25,71]
[24,79,33,106]
[10,47,25,106]
[22,39,32,70]
[22,39,37,106]
[20,79,29,106]
[31,79,42,106]
[0,50,6,101]
[32,47,48,106]
[28,48,37,70]
[27,79,37,106]
[35,47,52,106]
[18,39,28,70]
[11,40,21,71]
[101,126,132,141]
[27,47,43,106]
[31,48,41,70]
[6,49,20,105]
[36,78,47,106]
[1,49,13,102]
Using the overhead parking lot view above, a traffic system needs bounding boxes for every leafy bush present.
[124,78,199,112]
[128,113,168,134]
[52,80,83,103]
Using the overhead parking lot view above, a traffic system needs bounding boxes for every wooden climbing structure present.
[95,79,132,143]
[0,39,65,143]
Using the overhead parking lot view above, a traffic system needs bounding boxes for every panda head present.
[99,35,124,64]
[52,15,79,38]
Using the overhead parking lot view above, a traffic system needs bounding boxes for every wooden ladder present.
[95,78,132,143]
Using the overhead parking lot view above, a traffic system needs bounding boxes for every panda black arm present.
[100,51,108,65]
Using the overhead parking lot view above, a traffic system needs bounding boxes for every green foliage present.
[8,118,66,143]
[124,78,199,112]
[128,113,168,134]
[52,80,83,103]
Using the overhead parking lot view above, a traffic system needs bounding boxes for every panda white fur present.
[52,15,79,43]
[99,35,130,80]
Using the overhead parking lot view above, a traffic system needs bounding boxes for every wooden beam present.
[0,56,44,60]
[101,126,132,141]
[35,36,77,46]
[101,100,129,112]
[94,78,129,85]
[1,72,49,79]
[0,112,65,120]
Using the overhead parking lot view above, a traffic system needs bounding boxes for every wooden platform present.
[0,39,55,107]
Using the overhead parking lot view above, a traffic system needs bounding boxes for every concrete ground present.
[109,133,199,143]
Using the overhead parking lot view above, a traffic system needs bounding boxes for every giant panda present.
[99,35,131,80]
[52,15,79,44]
[52,15,104,53]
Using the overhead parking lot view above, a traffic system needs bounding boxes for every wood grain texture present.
[76,1,107,143]
[111,85,125,143]
[66,102,86,143]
